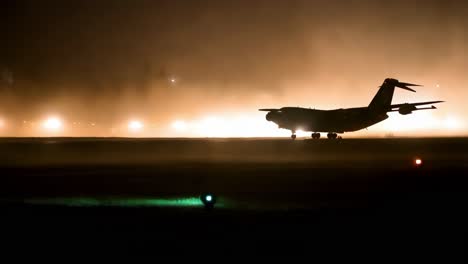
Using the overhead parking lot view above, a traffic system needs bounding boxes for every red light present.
[414,158,422,166]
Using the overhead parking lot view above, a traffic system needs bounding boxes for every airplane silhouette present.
[260,78,444,139]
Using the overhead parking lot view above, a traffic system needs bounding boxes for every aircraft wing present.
[389,101,444,110]
[259,108,280,112]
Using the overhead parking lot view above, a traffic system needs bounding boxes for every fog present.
[0,0,467,136]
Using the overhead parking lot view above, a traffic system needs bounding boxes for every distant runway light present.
[436,84,440,88]
[42,117,63,131]
[0,119,4,128]
[170,78,176,84]
[171,120,187,131]
[128,120,144,132]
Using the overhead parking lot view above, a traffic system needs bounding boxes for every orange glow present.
[5,2,468,138]
[443,116,462,130]
[41,117,63,132]
[167,113,289,137]
[374,112,465,137]
[0,110,465,138]
[190,114,286,137]
[159,110,468,138]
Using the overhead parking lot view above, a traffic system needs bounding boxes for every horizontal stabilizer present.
[388,105,439,113]
[395,82,421,92]
[390,101,444,109]
[398,82,422,87]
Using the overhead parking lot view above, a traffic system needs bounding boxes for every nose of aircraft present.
[266,112,273,121]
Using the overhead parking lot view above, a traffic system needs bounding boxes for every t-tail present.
[368,78,422,114]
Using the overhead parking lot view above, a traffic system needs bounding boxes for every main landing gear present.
[290,131,341,140]
[327,133,339,139]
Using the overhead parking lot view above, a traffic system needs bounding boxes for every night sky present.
[1,0,467,136]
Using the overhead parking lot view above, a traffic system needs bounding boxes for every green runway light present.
[24,197,207,208]
[112,197,203,207]
[205,195,213,202]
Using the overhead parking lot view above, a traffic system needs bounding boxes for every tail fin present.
[368,78,422,113]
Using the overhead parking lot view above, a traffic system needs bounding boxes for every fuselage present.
[266,106,388,133]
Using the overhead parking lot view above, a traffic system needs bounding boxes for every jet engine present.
[398,104,417,115]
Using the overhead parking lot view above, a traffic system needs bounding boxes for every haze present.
[1,0,467,137]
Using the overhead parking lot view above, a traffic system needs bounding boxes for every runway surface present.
[1,137,467,259]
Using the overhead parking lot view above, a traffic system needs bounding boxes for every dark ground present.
[1,138,467,260]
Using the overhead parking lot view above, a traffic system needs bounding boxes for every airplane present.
[259,78,444,140]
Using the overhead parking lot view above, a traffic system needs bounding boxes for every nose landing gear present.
[290,130,298,140]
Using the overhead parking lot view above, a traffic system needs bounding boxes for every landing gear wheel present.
[327,133,338,139]
[291,134,297,140]
[311,133,320,139]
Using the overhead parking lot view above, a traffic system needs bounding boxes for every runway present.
[2,137,468,258]
[0,137,467,166]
